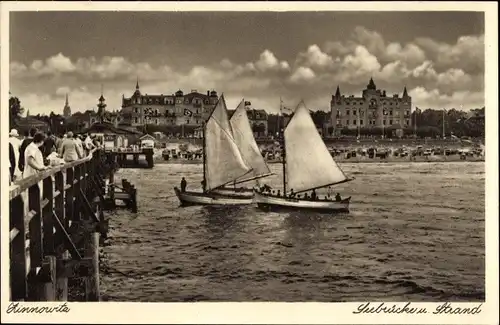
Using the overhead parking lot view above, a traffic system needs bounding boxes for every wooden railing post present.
[54,171,69,301]
[65,168,74,229]
[41,176,56,301]
[10,196,27,301]
[27,183,43,301]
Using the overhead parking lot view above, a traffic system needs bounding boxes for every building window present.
[405,119,410,125]
[389,120,393,125]
[177,99,182,104]
[360,120,364,125]
[353,110,356,116]
[395,111,400,117]
[346,120,349,125]
[346,110,350,115]
[187,119,190,124]
[389,110,393,116]
[383,120,386,125]
[135,107,139,113]
[134,117,138,123]
[353,120,357,125]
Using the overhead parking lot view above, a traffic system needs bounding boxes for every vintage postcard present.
[1,1,498,324]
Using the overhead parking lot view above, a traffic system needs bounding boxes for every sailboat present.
[174,95,254,206]
[254,100,353,213]
[212,99,273,198]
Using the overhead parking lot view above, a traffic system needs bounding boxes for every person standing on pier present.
[9,142,16,183]
[43,131,56,158]
[9,129,22,181]
[180,177,187,192]
[23,132,50,178]
[60,131,83,162]
[74,133,84,158]
[18,127,37,173]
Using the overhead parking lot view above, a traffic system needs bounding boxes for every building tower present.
[97,85,107,123]
[63,93,71,118]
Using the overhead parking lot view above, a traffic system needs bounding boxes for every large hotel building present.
[120,80,220,127]
[330,78,412,133]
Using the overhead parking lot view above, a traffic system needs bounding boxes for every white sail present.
[205,95,252,191]
[230,99,272,184]
[284,101,349,193]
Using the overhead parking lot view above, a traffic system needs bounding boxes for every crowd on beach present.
[8,127,102,184]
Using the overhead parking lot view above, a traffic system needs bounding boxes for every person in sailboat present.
[289,189,295,198]
[277,190,281,197]
[180,177,187,193]
[201,179,206,193]
[311,189,317,201]
[335,193,342,202]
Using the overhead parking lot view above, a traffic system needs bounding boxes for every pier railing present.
[9,148,115,301]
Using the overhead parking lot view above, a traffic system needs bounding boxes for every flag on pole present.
[184,108,193,117]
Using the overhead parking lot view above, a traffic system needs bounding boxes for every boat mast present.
[280,97,286,195]
[202,121,206,191]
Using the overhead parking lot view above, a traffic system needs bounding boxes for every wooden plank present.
[113,192,132,200]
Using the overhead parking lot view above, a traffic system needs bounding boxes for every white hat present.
[9,129,19,137]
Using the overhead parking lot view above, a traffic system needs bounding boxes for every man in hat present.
[9,129,22,180]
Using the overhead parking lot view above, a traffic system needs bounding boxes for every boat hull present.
[254,192,350,213]
[211,186,254,198]
[174,187,254,206]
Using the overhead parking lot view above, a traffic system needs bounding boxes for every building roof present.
[81,122,143,135]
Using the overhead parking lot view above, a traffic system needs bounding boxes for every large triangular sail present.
[229,99,273,184]
[204,95,252,191]
[284,101,350,194]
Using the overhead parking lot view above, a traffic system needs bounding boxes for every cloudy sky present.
[9,10,484,116]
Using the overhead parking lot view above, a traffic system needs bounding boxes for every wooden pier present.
[8,149,136,302]
[109,148,154,169]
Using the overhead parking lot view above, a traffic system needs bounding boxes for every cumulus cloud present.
[296,44,335,70]
[10,26,485,115]
[289,67,316,83]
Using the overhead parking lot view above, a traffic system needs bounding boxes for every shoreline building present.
[120,80,219,127]
[330,78,412,135]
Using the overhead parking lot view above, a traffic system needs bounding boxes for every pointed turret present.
[335,85,341,98]
[367,77,376,90]
[134,77,141,97]
[63,93,71,117]
[97,85,107,123]
[402,86,408,98]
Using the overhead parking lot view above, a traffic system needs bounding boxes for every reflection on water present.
[100,162,485,302]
